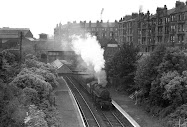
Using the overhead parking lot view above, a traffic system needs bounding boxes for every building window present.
[48,52,59,56]
[102,33,106,37]
[92,28,95,31]
[158,18,162,25]
[129,28,132,34]
[115,33,117,37]
[181,13,185,21]
[178,24,184,32]
[110,28,113,31]
[179,14,182,21]
[170,15,175,22]
[138,30,141,36]
[165,17,170,23]
[165,26,169,34]
[171,25,176,32]
[178,35,184,43]
[110,32,113,37]
[158,27,162,34]
[170,35,175,43]
[142,37,146,44]
[158,36,162,43]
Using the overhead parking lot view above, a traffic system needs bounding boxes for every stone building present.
[138,1,187,52]
[54,20,119,47]
[0,27,34,51]
[104,37,119,62]
[118,1,187,52]
[118,13,139,46]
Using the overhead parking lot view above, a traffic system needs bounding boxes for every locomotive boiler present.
[87,81,112,109]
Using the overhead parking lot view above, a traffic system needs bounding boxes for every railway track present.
[64,76,101,127]
[99,108,134,127]
[65,75,134,127]
[101,110,125,127]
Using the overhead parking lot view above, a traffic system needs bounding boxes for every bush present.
[0,50,20,83]
[24,105,48,127]
[24,59,58,78]
[135,45,187,122]
[20,87,39,106]
[9,73,52,100]
[28,67,59,89]
[165,104,187,126]
[0,53,58,127]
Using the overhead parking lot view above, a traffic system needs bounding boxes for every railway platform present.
[55,77,85,127]
[109,87,163,127]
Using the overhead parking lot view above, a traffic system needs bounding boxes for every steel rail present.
[65,76,101,127]
[111,112,126,127]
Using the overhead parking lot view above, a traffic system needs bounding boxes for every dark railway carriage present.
[87,80,112,109]
[73,73,112,109]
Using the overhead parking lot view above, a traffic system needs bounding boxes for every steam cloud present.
[71,33,107,87]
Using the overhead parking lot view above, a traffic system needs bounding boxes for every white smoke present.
[71,33,107,87]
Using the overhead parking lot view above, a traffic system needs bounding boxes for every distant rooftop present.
[0,27,33,38]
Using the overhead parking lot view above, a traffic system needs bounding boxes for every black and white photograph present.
[0,0,187,127]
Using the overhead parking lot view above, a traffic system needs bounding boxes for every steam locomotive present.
[74,74,112,110]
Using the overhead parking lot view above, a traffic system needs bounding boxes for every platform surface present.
[109,87,163,127]
[55,77,85,127]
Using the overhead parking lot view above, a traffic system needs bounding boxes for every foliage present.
[134,43,166,97]
[1,49,18,64]
[20,87,39,106]
[24,58,58,77]
[28,67,59,89]
[148,47,187,109]
[157,47,187,74]
[9,73,52,100]
[105,43,140,93]
[0,51,59,127]
[24,105,48,127]
[0,50,20,83]
[134,45,187,123]
[165,104,187,127]
[25,54,38,61]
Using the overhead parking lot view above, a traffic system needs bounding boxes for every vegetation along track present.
[64,76,101,127]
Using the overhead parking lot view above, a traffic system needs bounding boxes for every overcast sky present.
[0,0,184,38]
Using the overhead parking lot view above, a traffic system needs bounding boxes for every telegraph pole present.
[19,31,23,68]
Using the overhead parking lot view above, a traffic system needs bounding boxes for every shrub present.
[9,73,52,100]
[24,105,48,127]
[165,104,187,126]
[20,87,39,106]
[28,67,59,89]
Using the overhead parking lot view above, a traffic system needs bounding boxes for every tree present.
[106,43,140,93]
[134,43,166,98]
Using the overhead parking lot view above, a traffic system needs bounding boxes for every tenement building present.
[119,1,187,52]
[139,1,187,52]
[118,13,139,46]
[54,20,118,47]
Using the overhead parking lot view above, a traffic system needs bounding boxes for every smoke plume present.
[71,33,107,87]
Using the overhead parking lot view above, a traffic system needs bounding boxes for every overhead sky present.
[0,0,184,38]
